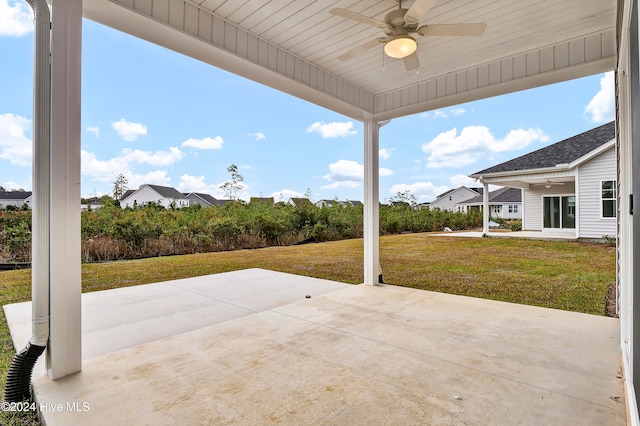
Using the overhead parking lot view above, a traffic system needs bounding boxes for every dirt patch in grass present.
[607,283,618,318]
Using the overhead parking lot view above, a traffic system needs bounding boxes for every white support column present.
[482,181,489,236]
[363,118,380,285]
[47,0,82,379]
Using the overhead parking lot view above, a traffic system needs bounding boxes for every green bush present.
[1,203,484,262]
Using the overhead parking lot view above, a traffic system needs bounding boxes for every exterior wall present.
[577,147,617,238]
[0,196,31,209]
[457,202,521,219]
[430,188,479,211]
[121,186,188,208]
[186,194,211,207]
[523,183,576,231]
[501,202,522,219]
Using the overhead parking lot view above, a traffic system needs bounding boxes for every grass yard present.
[0,234,615,424]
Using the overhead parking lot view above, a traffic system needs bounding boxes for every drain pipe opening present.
[4,0,51,403]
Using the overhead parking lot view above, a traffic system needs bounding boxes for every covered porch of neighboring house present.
[478,174,580,238]
[10,0,640,424]
[470,122,617,240]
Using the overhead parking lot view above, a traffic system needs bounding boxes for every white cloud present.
[0,0,33,37]
[121,147,183,166]
[449,174,477,187]
[422,108,466,119]
[81,147,183,184]
[322,159,363,189]
[270,189,303,201]
[321,159,393,189]
[0,113,31,166]
[379,148,394,160]
[307,121,357,138]
[86,126,100,138]
[177,174,225,197]
[585,72,614,123]
[322,180,361,190]
[389,182,450,203]
[422,126,548,168]
[2,180,27,191]
[112,118,147,142]
[249,132,266,141]
[127,170,171,189]
[181,136,224,150]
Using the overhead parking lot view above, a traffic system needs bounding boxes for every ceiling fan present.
[533,180,566,189]
[330,0,487,71]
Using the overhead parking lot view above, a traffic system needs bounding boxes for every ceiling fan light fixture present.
[384,35,417,58]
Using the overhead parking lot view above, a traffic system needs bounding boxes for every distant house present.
[470,121,615,238]
[429,186,482,212]
[287,197,313,208]
[249,197,275,205]
[0,191,32,209]
[184,192,230,207]
[315,199,362,208]
[120,184,189,209]
[315,199,338,208]
[81,200,103,211]
[456,187,522,219]
[341,200,363,207]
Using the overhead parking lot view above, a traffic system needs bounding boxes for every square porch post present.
[363,118,380,285]
[482,181,489,236]
[47,0,82,379]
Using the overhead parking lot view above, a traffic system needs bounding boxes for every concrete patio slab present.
[4,269,625,425]
[4,269,349,361]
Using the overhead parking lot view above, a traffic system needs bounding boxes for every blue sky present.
[0,1,615,203]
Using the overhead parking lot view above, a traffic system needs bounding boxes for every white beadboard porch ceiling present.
[82,0,617,121]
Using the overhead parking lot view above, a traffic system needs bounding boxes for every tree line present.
[0,199,482,263]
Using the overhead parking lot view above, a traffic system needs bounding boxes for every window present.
[491,205,501,214]
[508,204,519,213]
[543,196,575,229]
[602,180,616,218]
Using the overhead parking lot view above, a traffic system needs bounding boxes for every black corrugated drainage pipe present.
[4,0,51,403]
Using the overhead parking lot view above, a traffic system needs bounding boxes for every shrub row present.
[0,201,482,262]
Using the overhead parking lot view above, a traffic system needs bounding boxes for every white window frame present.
[600,179,616,219]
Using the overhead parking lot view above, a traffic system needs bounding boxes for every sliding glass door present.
[543,196,575,229]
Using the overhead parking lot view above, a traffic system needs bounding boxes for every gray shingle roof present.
[471,121,615,176]
[186,192,217,204]
[147,184,186,199]
[459,187,522,204]
[0,191,32,200]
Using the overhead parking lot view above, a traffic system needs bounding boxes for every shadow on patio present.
[4,269,625,425]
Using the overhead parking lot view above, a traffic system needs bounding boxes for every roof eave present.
[470,164,572,180]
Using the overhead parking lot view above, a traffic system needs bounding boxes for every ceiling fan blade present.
[330,8,390,30]
[403,52,420,71]
[417,23,487,37]
[405,0,439,25]
[337,38,385,61]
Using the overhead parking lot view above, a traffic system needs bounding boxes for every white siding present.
[430,187,480,212]
[577,147,616,238]
[121,186,161,208]
[501,203,522,219]
[121,186,189,209]
[0,195,31,209]
[523,183,576,231]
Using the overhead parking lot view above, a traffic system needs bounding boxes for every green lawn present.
[0,234,615,424]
